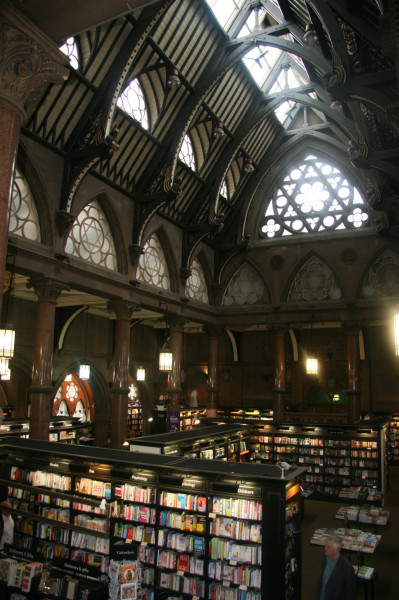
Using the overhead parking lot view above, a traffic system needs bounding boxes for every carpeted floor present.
[301,466,399,599]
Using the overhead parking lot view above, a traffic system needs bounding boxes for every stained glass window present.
[117,78,149,130]
[179,134,196,171]
[222,264,268,306]
[59,37,79,70]
[185,259,209,303]
[65,200,117,270]
[10,168,40,242]
[288,257,342,302]
[361,249,399,298]
[136,234,170,290]
[261,154,369,238]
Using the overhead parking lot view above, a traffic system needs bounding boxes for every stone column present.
[0,3,68,314]
[167,316,184,431]
[108,300,135,449]
[272,326,287,421]
[346,323,361,422]
[206,326,222,417]
[28,277,69,440]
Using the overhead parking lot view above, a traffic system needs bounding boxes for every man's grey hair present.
[326,535,342,550]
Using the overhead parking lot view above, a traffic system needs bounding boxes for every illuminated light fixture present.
[79,307,90,380]
[0,358,9,375]
[159,351,173,372]
[395,314,399,356]
[303,23,318,46]
[213,121,225,138]
[244,158,255,173]
[1,368,11,381]
[0,325,15,359]
[167,67,181,89]
[79,363,90,380]
[306,357,318,375]
[331,100,343,112]
[148,417,153,422]
[137,366,146,381]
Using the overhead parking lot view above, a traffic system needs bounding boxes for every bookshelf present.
[127,403,143,438]
[248,419,388,502]
[0,416,91,444]
[0,436,305,600]
[387,414,399,464]
[129,423,253,461]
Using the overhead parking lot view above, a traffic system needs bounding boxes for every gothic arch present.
[283,251,344,305]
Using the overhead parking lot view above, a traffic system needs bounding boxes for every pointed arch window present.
[185,259,209,303]
[222,264,269,306]
[179,134,196,171]
[65,200,117,270]
[117,78,149,130]
[261,154,370,239]
[361,249,399,298]
[136,234,170,290]
[10,168,40,242]
[288,258,342,303]
[59,37,79,70]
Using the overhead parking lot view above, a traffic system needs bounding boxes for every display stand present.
[0,436,306,600]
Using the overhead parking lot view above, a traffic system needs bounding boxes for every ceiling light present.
[244,158,255,173]
[0,325,15,358]
[137,366,145,381]
[306,358,318,375]
[159,351,173,372]
[331,100,343,112]
[213,121,225,138]
[167,68,181,89]
[303,23,318,46]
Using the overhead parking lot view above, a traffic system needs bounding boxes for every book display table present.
[335,505,390,533]
[354,566,377,600]
[310,527,381,564]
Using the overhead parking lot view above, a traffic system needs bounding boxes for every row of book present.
[211,497,262,521]
[117,483,156,504]
[209,517,261,543]
[157,531,206,554]
[110,503,156,523]
[74,477,111,499]
[38,506,70,522]
[159,491,207,512]
[159,572,205,597]
[311,527,381,553]
[70,531,110,553]
[114,522,155,543]
[159,509,206,532]
[335,505,389,525]
[36,522,70,543]
[73,514,108,532]
[0,557,43,592]
[209,538,262,565]
[208,561,261,588]
[208,583,262,600]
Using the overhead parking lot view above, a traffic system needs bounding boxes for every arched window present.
[222,264,269,306]
[10,168,40,242]
[179,134,196,170]
[117,78,149,130]
[185,259,208,303]
[65,200,117,270]
[261,154,370,238]
[59,37,79,70]
[136,234,170,290]
[361,249,399,298]
[288,257,342,303]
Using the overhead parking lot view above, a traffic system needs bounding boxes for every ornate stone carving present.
[27,276,70,303]
[0,2,69,120]
[108,300,137,321]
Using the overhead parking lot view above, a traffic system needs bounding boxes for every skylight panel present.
[205,0,244,30]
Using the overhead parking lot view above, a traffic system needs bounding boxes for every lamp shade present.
[137,366,146,381]
[0,358,9,375]
[167,68,181,89]
[306,357,318,374]
[0,325,15,358]
[1,368,10,381]
[159,351,173,372]
[395,314,399,356]
[79,363,90,380]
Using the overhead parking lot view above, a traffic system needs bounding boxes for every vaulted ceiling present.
[16,0,399,283]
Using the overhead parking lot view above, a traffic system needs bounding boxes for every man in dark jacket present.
[318,535,357,600]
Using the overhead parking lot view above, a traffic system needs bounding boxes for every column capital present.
[27,276,70,303]
[169,315,186,332]
[0,1,69,122]
[108,299,137,321]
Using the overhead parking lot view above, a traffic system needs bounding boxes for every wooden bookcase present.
[0,436,305,600]
[249,418,388,502]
